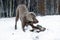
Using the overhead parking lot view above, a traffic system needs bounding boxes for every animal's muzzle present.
[33,19,38,23]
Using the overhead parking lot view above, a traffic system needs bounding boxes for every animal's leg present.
[29,24,40,31]
[21,17,27,32]
[15,13,19,30]
[22,21,26,32]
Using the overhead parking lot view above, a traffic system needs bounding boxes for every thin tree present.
[1,0,4,17]
[10,0,12,17]
[28,0,30,11]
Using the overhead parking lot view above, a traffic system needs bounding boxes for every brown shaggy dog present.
[15,4,38,32]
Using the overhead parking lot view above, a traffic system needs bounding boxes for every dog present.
[15,4,39,32]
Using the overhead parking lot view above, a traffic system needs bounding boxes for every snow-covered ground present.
[0,15,60,40]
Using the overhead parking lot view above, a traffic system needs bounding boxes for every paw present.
[30,29,34,32]
[15,25,17,30]
[23,29,25,32]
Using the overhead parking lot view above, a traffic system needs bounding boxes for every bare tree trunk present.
[24,0,26,5]
[12,0,14,17]
[10,0,12,17]
[56,0,59,15]
[51,0,54,15]
[6,9,8,17]
[1,0,4,17]
[6,0,8,17]
[45,0,47,15]
[36,0,39,15]
[58,0,60,14]
[28,0,30,11]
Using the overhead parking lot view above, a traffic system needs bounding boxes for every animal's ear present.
[30,12,36,17]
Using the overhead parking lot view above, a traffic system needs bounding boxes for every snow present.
[0,15,60,40]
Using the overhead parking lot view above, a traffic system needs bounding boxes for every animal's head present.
[26,12,38,23]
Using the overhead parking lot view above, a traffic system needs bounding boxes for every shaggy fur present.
[15,4,38,32]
